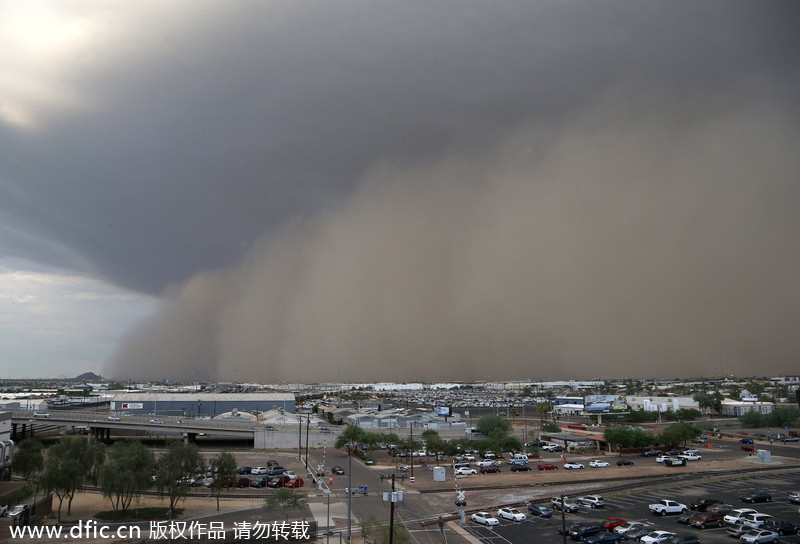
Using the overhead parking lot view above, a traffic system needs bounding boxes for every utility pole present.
[305,413,310,471]
[389,474,396,544]
[410,423,414,480]
[561,494,567,544]
[298,414,303,461]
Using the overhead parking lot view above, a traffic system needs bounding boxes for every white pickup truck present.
[648,499,688,516]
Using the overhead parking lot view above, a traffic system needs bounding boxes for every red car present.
[537,464,558,470]
[602,517,627,531]
[285,477,304,488]
[480,466,500,474]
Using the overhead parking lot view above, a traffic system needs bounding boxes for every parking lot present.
[462,471,800,544]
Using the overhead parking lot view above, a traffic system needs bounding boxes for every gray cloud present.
[106,105,800,381]
[1,1,799,379]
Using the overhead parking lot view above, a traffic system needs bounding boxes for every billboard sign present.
[121,402,144,409]
[435,406,452,417]
[740,393,759,402]
[584,395,627,413]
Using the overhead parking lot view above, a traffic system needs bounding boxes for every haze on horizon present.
[1,2,799,381]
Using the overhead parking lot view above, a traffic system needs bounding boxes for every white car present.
[742,513,774,529]
[724,508,758,525]
[283,470,298,478]
[497,507,526,522]
[739,529,779,543]
[471,511,499,526]
[34,411,50,418]
[149,419,164,424]
[462,455,476,461]
[589,460,610,468]
[648,499,688,516]
[788,491,800,503]
[563,462,584,469]
[640,530,676,543]
[655,455,672,463]
[251,467,268,475]
[107,415,121,421]
[683,448,701,455]
[455,467,477,476]
[578,495,605,508]
[476,460,496,468]
[678,453,702,461]
[614,521,650,535]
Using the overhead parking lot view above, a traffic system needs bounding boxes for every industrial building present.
[110,392,295,418]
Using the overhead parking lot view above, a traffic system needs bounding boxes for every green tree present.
[264,488,307,520]
[766,407,800,428]
[661,422,702,448]
[40,437,105,521]
[12,438,43,481]
[98,441,155,512]
[739,410,766,428]
[536,402,550,424]
[603,425,655,453]
[335,425,367,449]
[541,421,561,433]
[155,441,204,512]
[379,522,411,544]
[210,451,238,511]
[475,415,512,438]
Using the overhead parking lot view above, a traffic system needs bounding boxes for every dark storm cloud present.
[1,1,799,380]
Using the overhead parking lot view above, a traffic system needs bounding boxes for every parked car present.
[579,495,606,508]
[564,462,585,469]
[603,518,628,531]
[614,521,651,535]
[571,523,606,540]
[266,460,279,467]
[675,512,694,525]
[649,500,688,516]
[7,505,28,519]
[724,508,758,525]
[742,513,773,529]
[285,477,304,488]
[656,455,673,463]
[739,529,779,543]
[690,511,725,529]
[641,449,661,457]
[236,477,251,488]
[471,511,499,526]
[267,475,292,488]
[266,466,286,476]
[590,459,610,468]
[542,444,564,452]
[677,454,702,461]
[741,492,772,503]
[528,504,552,518]
[665,449,683,456]
[708,503,734,515]
[538,463,559,470]
[689,498,721,511]
[788,491,800,503]
[251,467,268,475]
[683,449,700,455]
[331,466,345,475]
[511,464,532,472]
[640,531,676,543]
[455,467,477,476]
[479,465,500,474]
[238,466,253,474]
[551,496,579,512]
[583,533,623,544]
[624,525,656,541]
[762,519,799,536]
[662,536,700,544]
[617,459,634,466]
[250,477,266,488]
[740,438,756,445]
[497,507,526,522]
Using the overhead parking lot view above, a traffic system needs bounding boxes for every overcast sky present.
[1,1,799,381]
